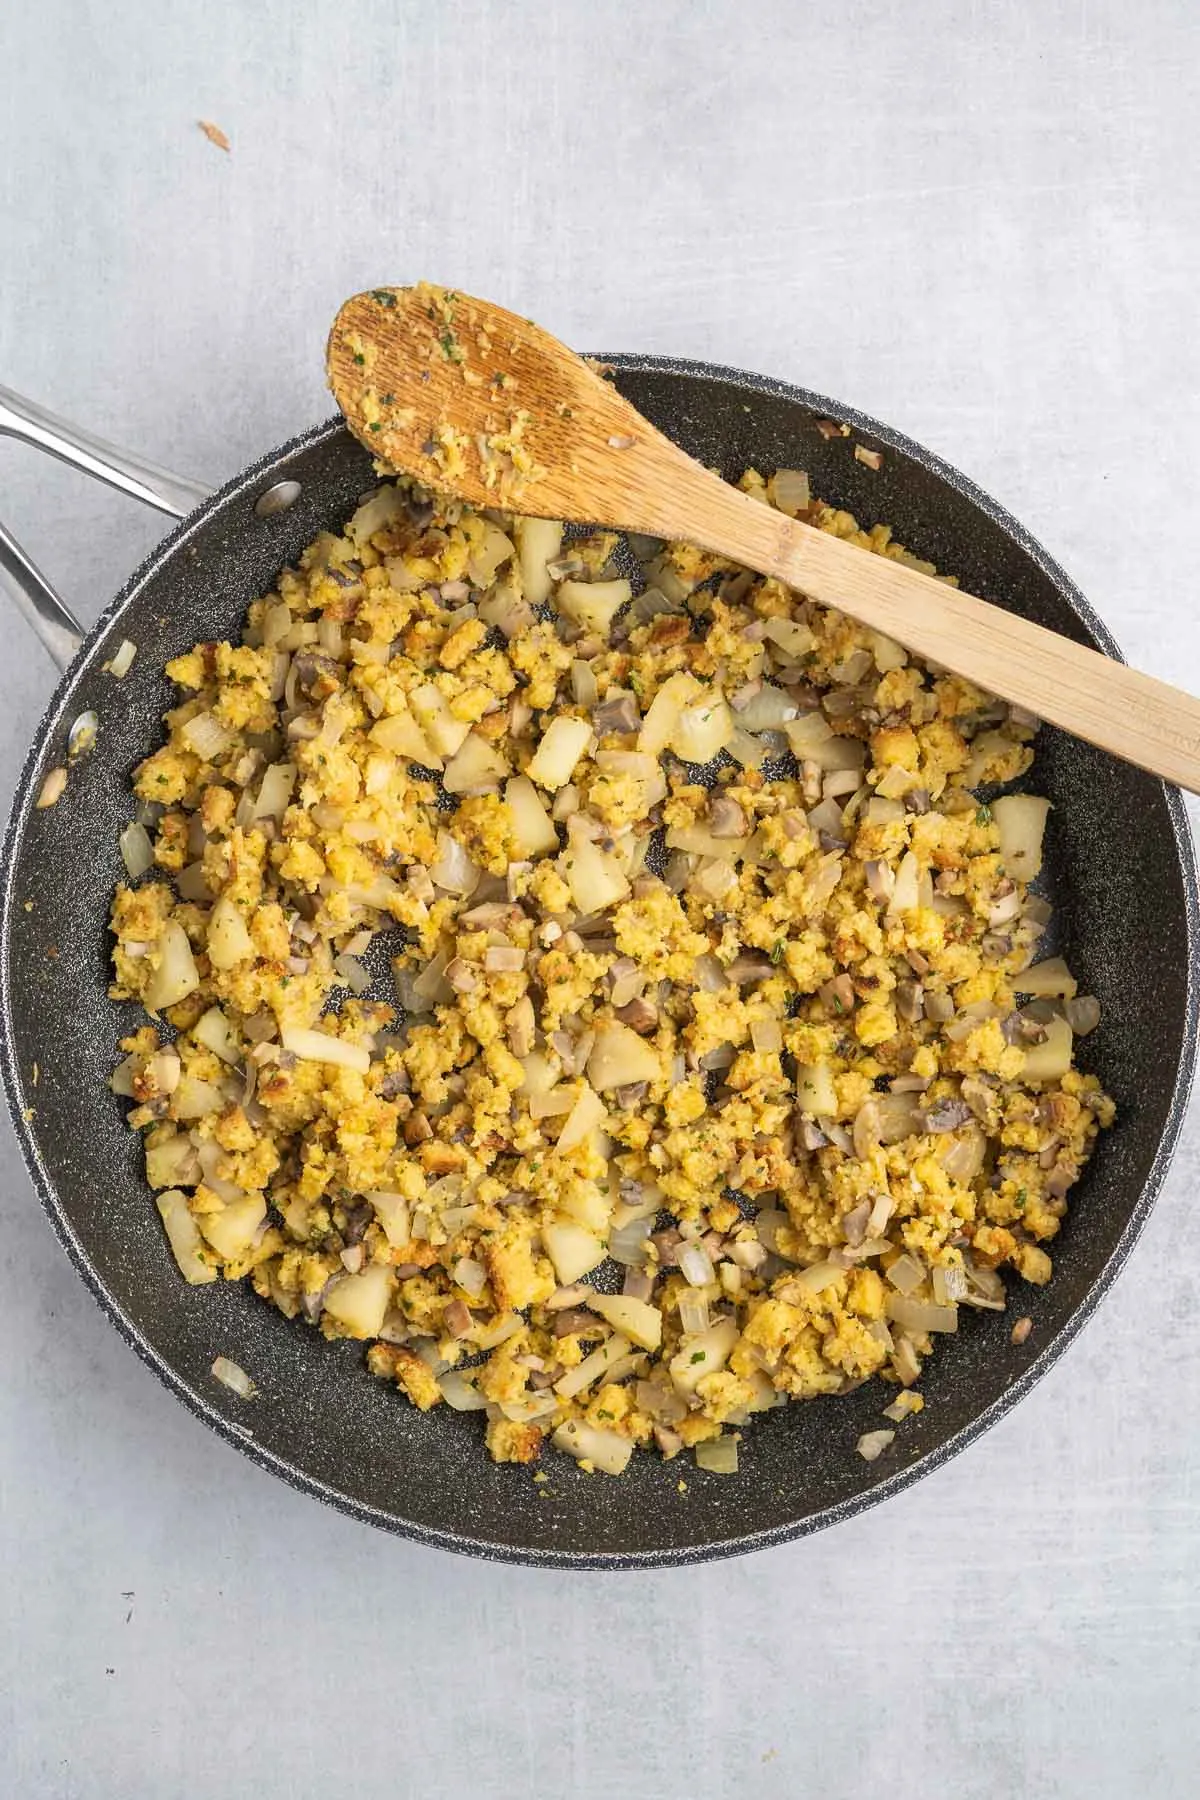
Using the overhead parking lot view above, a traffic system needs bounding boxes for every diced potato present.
[370,707,442,768]
[542,1217,607,1285]
[145,921,200,1010]
[552,1419,635,1474]
[366,1191,411,1249]
[253,761,296,820]
[171,1075,226,1121]
[557,1083,607,1152]
[869,630,907,672]
[587,1023,662,1092]
[410,683,472,758]
[1021,1014,1074,1083]
[962,729,1019,788]
[665,824,750,861]
[442,732,510,795]
[796,1060,838,1115]
[505,774,559,857]
[887,851,921,917]
[526,716,592,790]
[562,840,630,913]
[192,1005,240,1065]
[196,1192,267,1261]
[1016,957,1078,999]
[555,577,632,638]
[589,1293,662,1351]
[557,1181,613,1234]
[669,694,733,764]
[519,1051,559,1097]
[467,523,515,588]
[638,671,701,756]
[322,1261,394,1337]
[144,1129,199,1189]
[992,794,1051,882]
[348,485,406,546]
[207,896,255,971]
[553,1333,632,1399]
[669,1317,739,1395]
[156,1188,216,1285]
[513,516,563,606]
[280,1027,371,1074]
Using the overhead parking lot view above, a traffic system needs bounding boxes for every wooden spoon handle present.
[670,467,1200,793]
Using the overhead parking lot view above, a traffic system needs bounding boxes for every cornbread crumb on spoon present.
[328,282,1200,793]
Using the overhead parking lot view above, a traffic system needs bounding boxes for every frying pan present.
[0,360,1195,1569]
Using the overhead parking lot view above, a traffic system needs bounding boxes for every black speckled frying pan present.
[0,359,1195,1569]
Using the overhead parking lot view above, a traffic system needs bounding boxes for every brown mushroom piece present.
[707,794,748,837]
[614,996,658,1035]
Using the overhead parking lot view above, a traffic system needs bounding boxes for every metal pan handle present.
[0,386,214,673]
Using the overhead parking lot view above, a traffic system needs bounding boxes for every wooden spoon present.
[328,283,1200,793]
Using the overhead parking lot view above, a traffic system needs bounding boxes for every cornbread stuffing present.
[109,470,1112,1479]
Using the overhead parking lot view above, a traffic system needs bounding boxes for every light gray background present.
[1,2,1197,1796]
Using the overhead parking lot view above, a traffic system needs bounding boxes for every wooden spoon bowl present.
[328,283,1200,793]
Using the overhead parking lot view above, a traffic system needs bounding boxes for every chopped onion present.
[762,616,816,659]
[678,1292,711,1335]
[1064,994,1101,1036]
[733,682,798,734]
[451,1256,487,1297]
[856,1429,895,1463]
[571,659,599,707]
[429,831,480,896]
[107,638,138,679]
[726,727,767,769]
[885,1253,925,1295]
[554,1334,632,1400]
[768,468,811,516]
[791,1260,843,1296]
[333,953,372,995]
[695,1436,739,1474]
[119,820,154,879]
[437,1370,488,1411]
[212,1355,258,1399]
[1017,957,1077,1000]
[931,1264,968,1307]
[440,1205,479,1235]
[754,1208,791,1254]
[181,710,232,760]
[499,1394,560,1424]
[677,1243,715,1287]
[609,1217,652,1265]
[885,1295,958,1334]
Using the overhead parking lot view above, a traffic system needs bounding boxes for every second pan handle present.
[0,386,214,672]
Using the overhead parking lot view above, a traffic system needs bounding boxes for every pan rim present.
[1,354,1195,1569]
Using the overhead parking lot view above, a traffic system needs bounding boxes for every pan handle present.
[0,386,214,673]
[0,523,87,673]
[0,387,213,519]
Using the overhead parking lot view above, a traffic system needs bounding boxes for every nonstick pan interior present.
[1,358,1195,1567]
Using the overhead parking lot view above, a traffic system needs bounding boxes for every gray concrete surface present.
[1,2,1197,1795]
